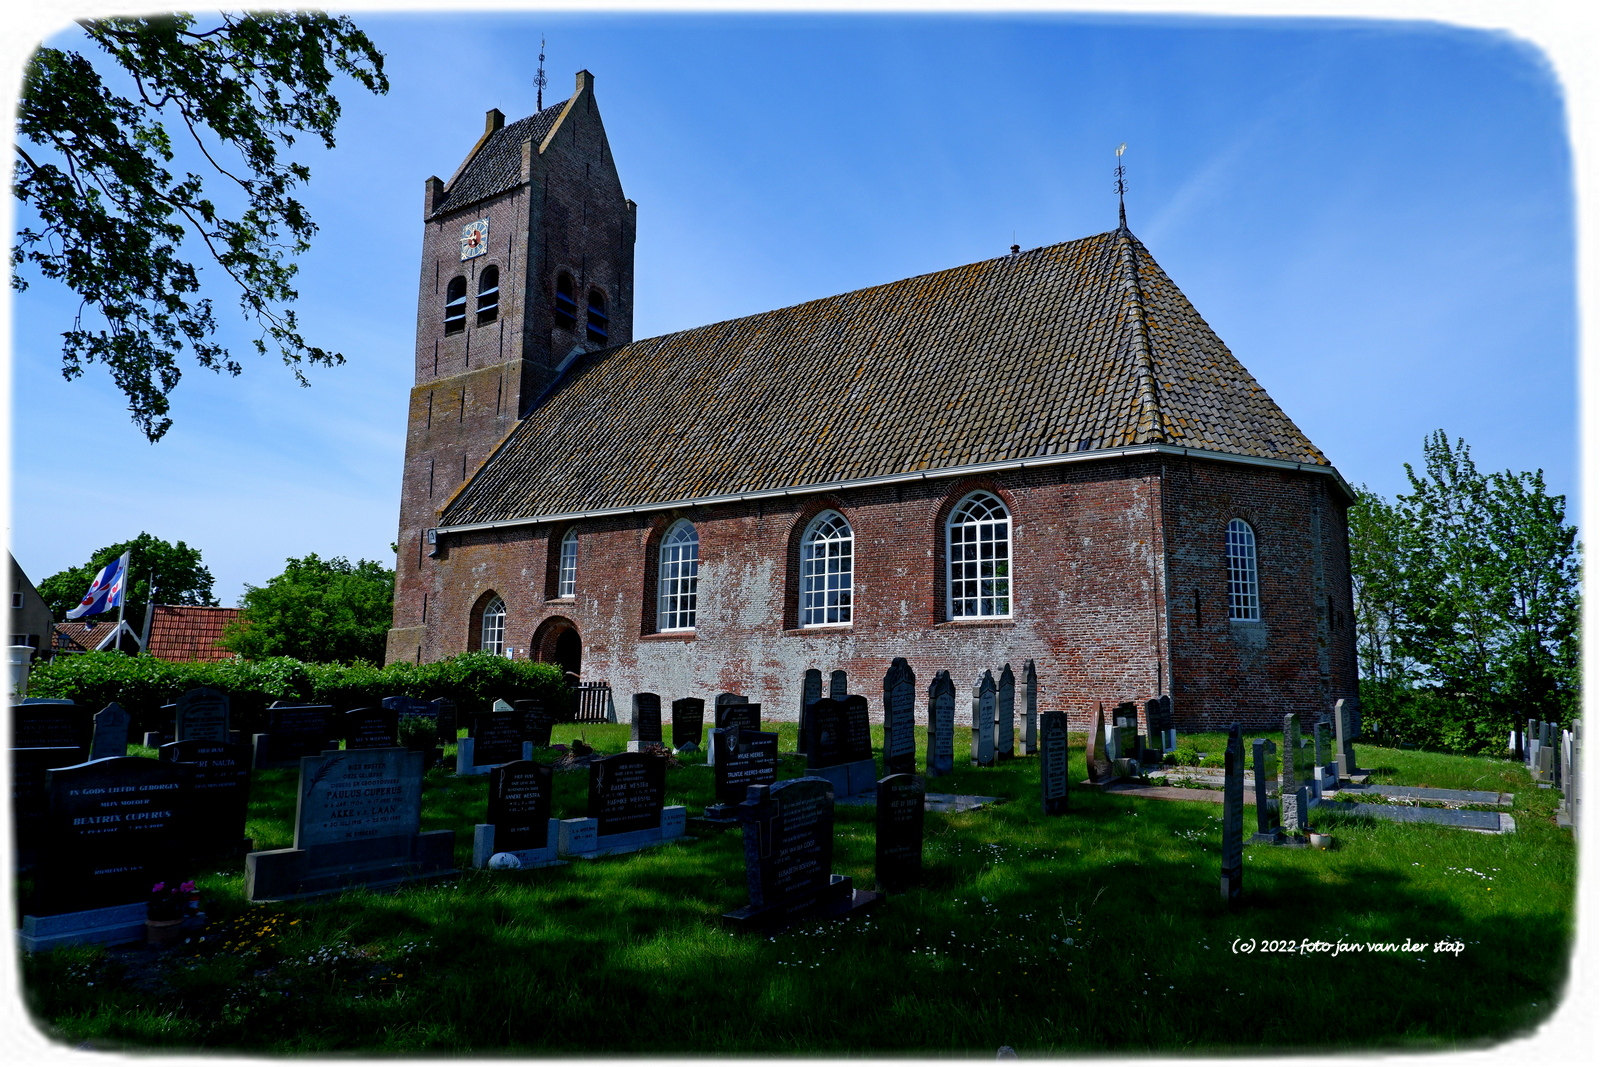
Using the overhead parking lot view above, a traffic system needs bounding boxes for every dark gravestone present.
[515,698,554,747]
[1086,704,1114,782]
[724,777,878,930]
[970,672,996,767]
[12,701,90,758]
[487,760,554,853]
[1335,697,1359,778]
[255,704,334,767]
[842,695,873,763]
[382,695,432,719]
[1221,724,1244,904]
[996,664,1017,760]
[1280,713,1309,834]
[1022,660,1038,756]
[1040,711,1069,814]
[174,687,230,743]
[712,728,779,808]
[12,746,83,869]
[715,692,749,717]
[1113,701,1141,766]
[588,752,666,836]
[875,773,925,893]
[1251,738,1281,842]
[829,670,848,701]
[470,711,525,768]
[40,757,191,915]
[431,698,459,743]
[671,697,706,751]
[1148,694,1176,751]
[1142,698,1166,760]
[344,706,399,750]
[90,702,131,761]
[805,699,849,768]
[882,658,917,776]
[927,670,956,777]
[716,701,762,734]
[798,669,823,754]
[160,739,252,859]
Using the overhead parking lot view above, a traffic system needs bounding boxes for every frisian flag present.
[65,550,130,620]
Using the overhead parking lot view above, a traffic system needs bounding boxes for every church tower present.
[386,70,636,664]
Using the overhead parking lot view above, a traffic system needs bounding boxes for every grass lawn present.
[18,722,1576,1055]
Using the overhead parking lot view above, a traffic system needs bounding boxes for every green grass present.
[19,723,1576,1055]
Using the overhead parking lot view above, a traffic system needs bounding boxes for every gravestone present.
[12,746,84,871]
[804,697,878,799]
[971,672,997,767]
[1112,702,1141,772]
[559,752,686,858]
[515,698,554,748]
[1040,710,1069,815]
[1022,660,1039,756]
[473,760,562,869]
[798,669,823,754]
[1526,716,1539,770]
[1085,704,1114,783]
[995,664,1016,761]
[252,703,335,769]
[706,727,779,819]
[431,698,459,743]
[246,747,455,901]
[493,698,516,714]
[671,697,706,752]
[174,687,230,743]
[382,694,433,719]
[160,739,253,859]
[1312,718,1336,795]
[709,701,761,768]
[829,670,848,701]
[882,658,917,776]
[875,773,926,893]
[1251,738,1281,843]
[12,700,91,758]
[90,702,131,761]
[1221,724,1244,904]
[926,670,955,777]
[1334,697,1360,778]
[344,706,399,750]
[722,777,879,931]
[1149,694,1177,751]
[457,710,530,774]
[1142,698,1167,761]
[1280,713,1310,834]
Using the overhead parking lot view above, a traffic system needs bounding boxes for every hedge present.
[23,652,568,737]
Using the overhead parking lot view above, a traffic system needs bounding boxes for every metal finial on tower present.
[1115,142,1128,229]
[535,35,548,110]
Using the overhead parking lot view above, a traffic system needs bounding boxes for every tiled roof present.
[51,622,95,654]
[442,229,1329,526]
[147,606,241,662]
[429,100,570,219]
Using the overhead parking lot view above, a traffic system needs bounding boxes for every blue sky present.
[4,8,1580,605]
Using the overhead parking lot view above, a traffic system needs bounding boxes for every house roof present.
[146,606,241,662]
[441,228,1334,528]
[429,99,570,219]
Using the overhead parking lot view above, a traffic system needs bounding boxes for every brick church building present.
[385,70,1358,731]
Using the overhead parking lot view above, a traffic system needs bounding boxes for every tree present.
[222,554,394,665]
[12,13,388,441]
[38,532,216,622]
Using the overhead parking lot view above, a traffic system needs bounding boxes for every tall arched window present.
[1227,519,1261,621]
[947,491,1012,619]
[553,271,577,329]
[800,511,853,626]
[480,595,506,655]
[557,528,578,598]
[657,520,699,632]
[476,266,500,325]
[586,288,609,345]
[444,275,467,334]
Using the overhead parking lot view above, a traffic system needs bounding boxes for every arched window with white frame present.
[657,521,699,631]
[946,491,1012,619]
[557,528,578,598]
[800,511,853,626]
[480,594,507,655]
[1227,519,1261,621]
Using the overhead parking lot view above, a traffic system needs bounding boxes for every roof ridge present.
[1116,227,1165,445]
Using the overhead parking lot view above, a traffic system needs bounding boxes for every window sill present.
[936,618,1017,629]
[545,596,576,605]
[641,631,696,643]
[784,624,854,637]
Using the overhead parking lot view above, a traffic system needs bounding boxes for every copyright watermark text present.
[1231,937,1464,957]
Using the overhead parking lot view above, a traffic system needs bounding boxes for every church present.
[384,70,1358,732]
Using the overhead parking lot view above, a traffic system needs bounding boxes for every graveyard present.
[13,687,1576,1056]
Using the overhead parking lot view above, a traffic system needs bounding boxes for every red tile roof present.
[146,606,241,662]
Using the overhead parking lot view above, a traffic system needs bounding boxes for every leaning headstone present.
[174,687,231,743]
[798,669,823,755]
[671,697,706,752]
[970,672,997,767]
[829,670,848,701]
[246,747,455,901]
[722,777,879,931]
[1022,660,1039,756]
[515,698,554,748]
[473,760,563,870]
[882,658,917,776]
[1221,724,1244,905]
[252,703,334,769]
[344,706,399,750]
[1085,704,1114,783]
[804,697,878,799]
[89,702,132,761]
[1251,738,1281,843]
[875,773,926,893]
[926,670,955,777]
[995,664,1016,761]
[1280,713,1309,834]
[705,727,779,821]
[558,752,686,858]
[1040,710,1069,815]
[160,739,253,860]
[457,710,531,775]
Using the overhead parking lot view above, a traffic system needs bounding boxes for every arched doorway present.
[532,616,582,679]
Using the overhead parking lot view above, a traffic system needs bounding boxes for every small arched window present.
[947,491,1012,619]
[657,520,699,632]
[476,266,499,325]
[480,594,506,655]
[1227,519,1261,621]
[586,288,609,345]
[553,271,578,330]
[558,528,578,598]
[444,275,467,334]
[800,511,853,626]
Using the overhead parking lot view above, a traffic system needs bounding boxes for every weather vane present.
[1115,142,1128,229]
[535,35,548,110]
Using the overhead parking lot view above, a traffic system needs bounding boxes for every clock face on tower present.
[460,218,489,260]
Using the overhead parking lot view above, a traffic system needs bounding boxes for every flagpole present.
[117,548,130,631]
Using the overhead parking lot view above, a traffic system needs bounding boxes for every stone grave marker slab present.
[842,695,872,763]
[629,693,664,752]
[1335,697,1360,778]
[12,701,90,758]
[11,746,84,870]
[174,687,230,743]
[253,703,334,769]
[804,697,877,799]
[382,695,433,719]
[473,760,562,869]
[558,752,685,858]
[90,702,131,760]
[1086,704,1114,783]
[971,672,996,767]
[431,698,459,743]
[515,698,554,748]
[1022,660,1038,756]
[1280,713,1309,833]
[344,706,399,750]
[1221,725,1244,904]
[805,698,848,768]
[829,670,848,701]
[1149,694,1177,751]
[707,727,779,817]
[671,697,706,752]
[875,773,926,893]
[798,669,823,754]
[927,670,955,777]
[459,710,529,774]
[882,658,917,776]
[709,701,760,768]
[160,739,252,859]
[1251,738,1281,843]
[995,664,1016,760]
[1040,710,1069,814]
